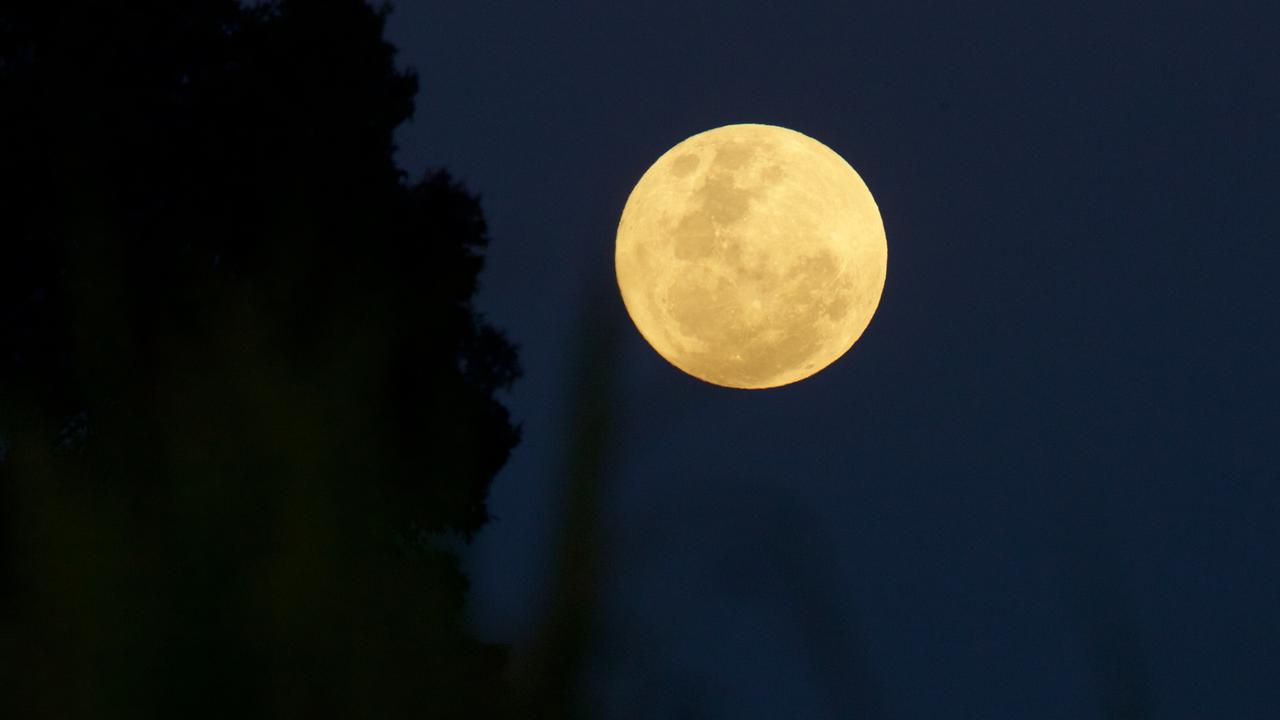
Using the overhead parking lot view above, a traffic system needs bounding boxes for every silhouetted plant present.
[0,1,519,717]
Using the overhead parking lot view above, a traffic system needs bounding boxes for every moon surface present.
[615,123,887,389]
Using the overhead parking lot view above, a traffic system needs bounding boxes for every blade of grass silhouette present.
[1055,471,1154,720]
[514,275,621,719]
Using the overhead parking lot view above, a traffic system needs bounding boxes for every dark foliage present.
[0,1,520,716]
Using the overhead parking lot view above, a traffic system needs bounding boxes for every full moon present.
[615,123,887,389]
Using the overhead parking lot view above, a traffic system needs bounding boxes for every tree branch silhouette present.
[1,2,520,717]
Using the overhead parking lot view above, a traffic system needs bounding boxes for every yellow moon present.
[615,123,887,389]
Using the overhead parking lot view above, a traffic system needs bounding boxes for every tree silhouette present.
[1,1,519,717]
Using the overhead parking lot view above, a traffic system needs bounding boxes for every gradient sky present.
[384,2,1279,717]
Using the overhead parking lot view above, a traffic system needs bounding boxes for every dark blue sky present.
[386,2,1279,717]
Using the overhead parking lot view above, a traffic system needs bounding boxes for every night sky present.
[386,2,1280,717]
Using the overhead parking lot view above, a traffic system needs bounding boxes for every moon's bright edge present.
[615,123,887,389]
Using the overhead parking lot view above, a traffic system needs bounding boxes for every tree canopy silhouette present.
[1,1,520,717]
